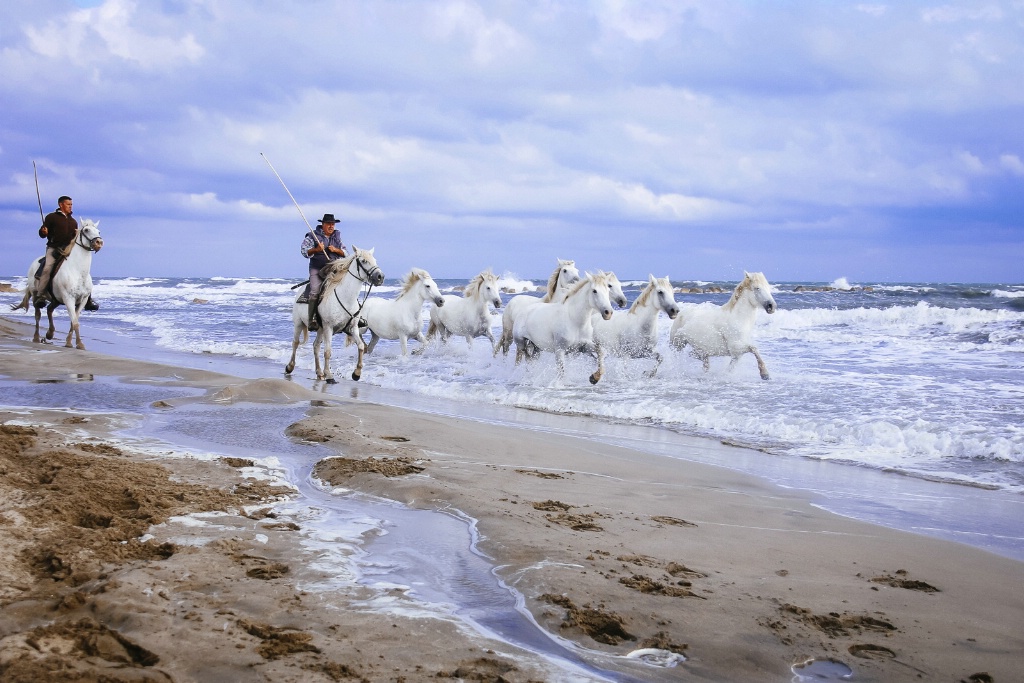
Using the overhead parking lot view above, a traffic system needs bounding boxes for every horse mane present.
[723,272,766,311]
[398,268,429,298]
[543,260,574,301]
[564,271,608,301]
[629,280,655,313]
[464,269,494,299]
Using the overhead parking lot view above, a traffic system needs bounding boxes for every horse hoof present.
[77,343,86,350]
[589,374,600,385]
[761,373,770,380]
[326,378,337,384]
[284,364,294,374]
[351,372,361,382]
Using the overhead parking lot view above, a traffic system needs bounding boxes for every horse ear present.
[649,274,656,283]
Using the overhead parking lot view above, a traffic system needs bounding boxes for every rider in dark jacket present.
[300,213,346,330]
[35,196,99,311]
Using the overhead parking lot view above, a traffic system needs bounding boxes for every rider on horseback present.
[34,196,99,311]
[300,213,346,331]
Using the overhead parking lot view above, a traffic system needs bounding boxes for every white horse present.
[605,271,629,309]
[12,218,104,349]
[669,271,777,380]
[513,271,615,384]
[284,247,384,383]
[358,268,444,356]
[425,269,502,351]
[497,258,580,356]
[593,274,679,376]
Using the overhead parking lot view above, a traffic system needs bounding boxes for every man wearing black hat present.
[299,213,347,331]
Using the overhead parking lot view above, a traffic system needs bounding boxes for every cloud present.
[1,0,1022,281]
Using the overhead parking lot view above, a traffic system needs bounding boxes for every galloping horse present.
[284,247,384,383]
[497,258,580,356]
[358,268,444,356]
[426,269,502,351]
[670,271,777,380]
[513,272,615,384]
[12,218,104,349]
[593,274,679,376]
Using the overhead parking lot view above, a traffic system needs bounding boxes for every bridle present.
[76,229,102,252]
[331,255,383,330]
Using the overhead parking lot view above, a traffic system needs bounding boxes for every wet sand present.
[1,316,1023,682]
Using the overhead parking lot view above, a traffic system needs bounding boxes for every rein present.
[329,257,382,331]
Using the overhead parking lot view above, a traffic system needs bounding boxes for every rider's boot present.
[84,296,99,311]
[307,297,320,331]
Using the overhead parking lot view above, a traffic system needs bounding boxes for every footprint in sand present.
[848,643,895,659]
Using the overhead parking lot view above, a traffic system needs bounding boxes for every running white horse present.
[513,271,615,384]
[497,258,580,356]
[358,268,444,356]
[605,271,629,309]
[284,247,384,383]
[12,218,104,349]
[669,271,777,380]
[593,274,679,376]
[425,268,502,351]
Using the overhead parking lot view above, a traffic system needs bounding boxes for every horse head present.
[741,271,777,314]
[472,269,502,309]
[605,271,628,308]
[349,246,385,286]
[652,274,679,319]
[78,219,103,252]
[548,258,580,298]
[579,271,614,320]
[406,267,444,307]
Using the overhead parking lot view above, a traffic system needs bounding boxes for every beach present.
[1,316,1023,683]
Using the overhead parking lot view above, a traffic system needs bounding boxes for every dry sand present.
[1,315,1022,682]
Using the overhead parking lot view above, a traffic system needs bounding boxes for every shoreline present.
[2,317,1024,682]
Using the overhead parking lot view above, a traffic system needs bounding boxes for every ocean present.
[2,272,1023,561]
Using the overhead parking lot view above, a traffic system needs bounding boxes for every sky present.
[1,1,1022,283]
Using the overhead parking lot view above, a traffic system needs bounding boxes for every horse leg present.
[312,330,326,380]
[399,334,409,357]
[644,352,663,379]
[349,324,365,382]
[45,305,57,341]
[589,344,605,385]
[555,349,566,378]
[322,329,337,384]
[66,304,84,349]
[364,331,379,355]
[33,307,42,343]
[497,327,512,357]
[748,346,770,380]
[285,322,303,374]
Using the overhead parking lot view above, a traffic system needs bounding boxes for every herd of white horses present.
[282,248,777,384]
[10,220,778,385]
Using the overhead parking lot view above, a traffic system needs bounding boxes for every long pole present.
[259,152,333,262]
[33,161,44,223]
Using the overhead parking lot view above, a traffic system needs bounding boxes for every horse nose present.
[436,298,445,307]
[602,309,613,320]
[493,298,502,308]
[765,301,776,314]
[668,307,679,319]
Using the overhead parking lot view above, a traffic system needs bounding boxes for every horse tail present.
[10,289,29,311]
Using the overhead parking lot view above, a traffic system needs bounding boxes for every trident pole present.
[33,161,44,223]
[259,152,332,261]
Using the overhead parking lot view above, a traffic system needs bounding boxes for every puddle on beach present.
[791,657,854,681]
[0,377,655,682]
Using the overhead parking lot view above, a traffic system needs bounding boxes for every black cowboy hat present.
[318,213,339,224]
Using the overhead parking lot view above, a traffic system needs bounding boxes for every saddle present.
[34,250,70,299]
